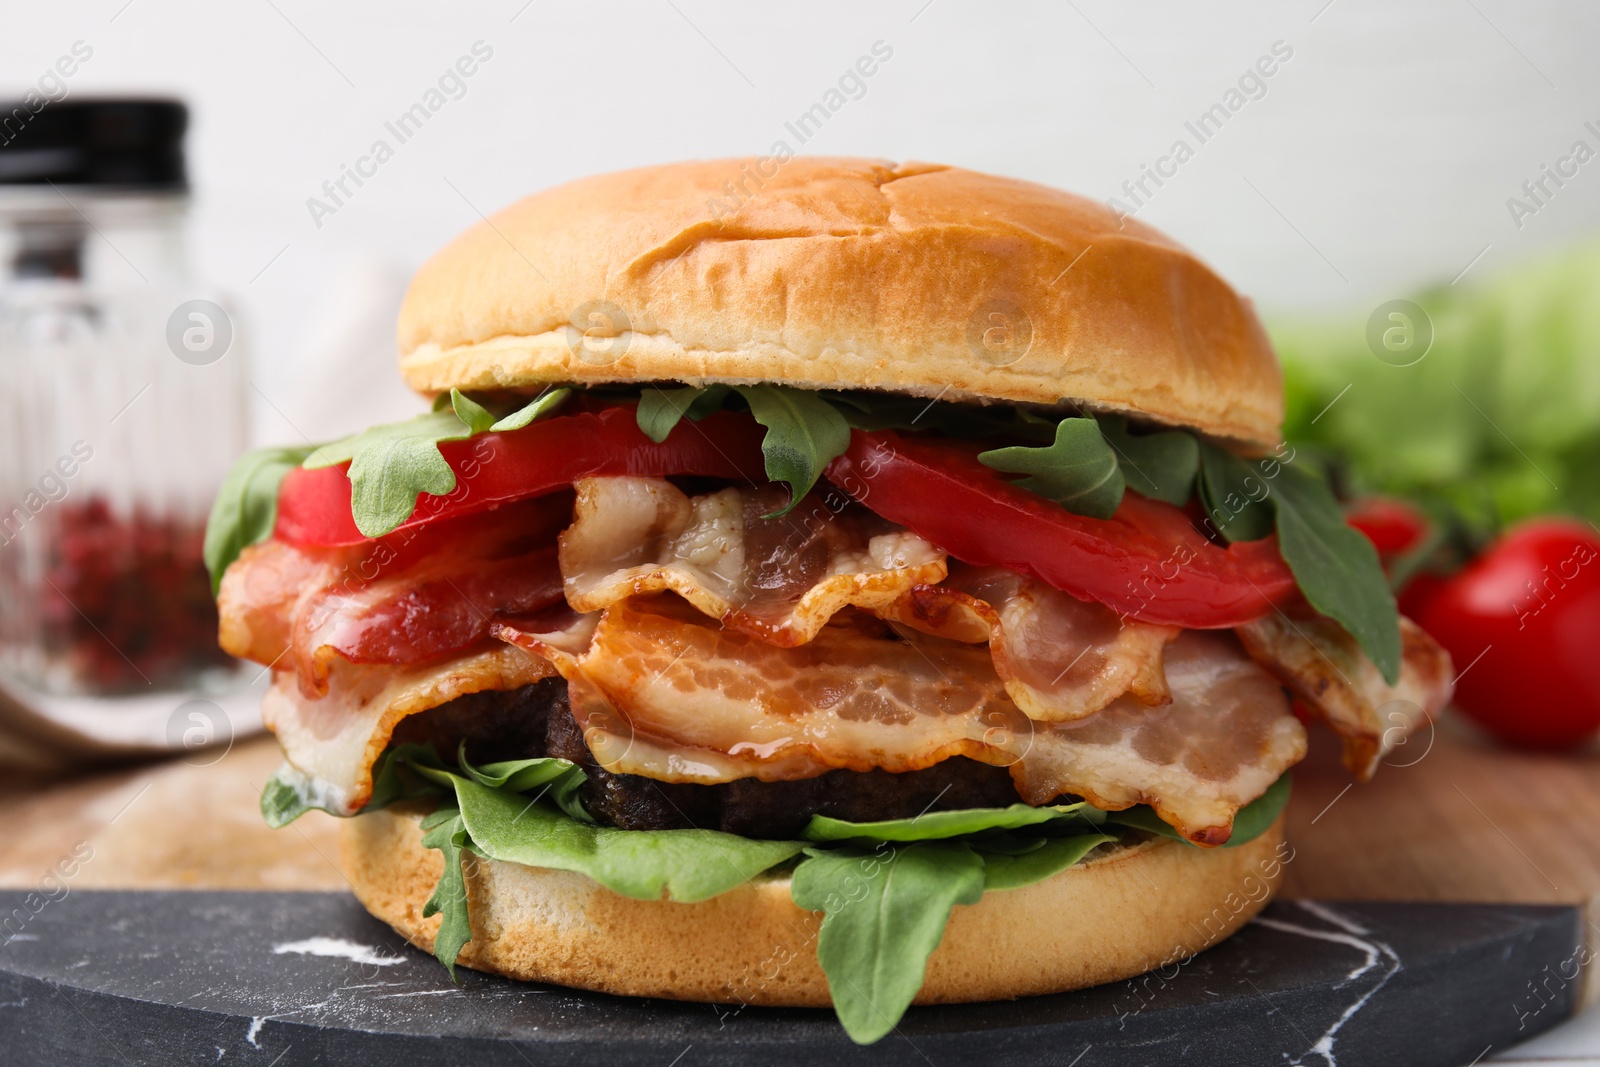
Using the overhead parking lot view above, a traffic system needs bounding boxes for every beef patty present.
[389,677,1025,839]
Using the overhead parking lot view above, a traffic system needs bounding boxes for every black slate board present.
[0,890,1580,1066]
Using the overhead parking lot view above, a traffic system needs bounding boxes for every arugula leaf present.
[432,772,804,902]
[296,388,571,538]
[259,762,317,829]
[1099,415,1199,506]
[1196,440,1276,543]
[1196,441,1395,681]
[454,748,589,822]
[365,743,449,811]
[490,387,571,432]
[420,806,473,978]
[976,834,1115,891]
[803,801,1102,843]
[1102,771,1292,847]
[260,745,445,828]
[733,385,852,515]
[1270,464,1402,683]
[302,408,471,538]
[790,842,985,1044]
[635,384,733,442]
[203,444,315,592]
[1197,440,1400,681]
[978,417,1125,519]
[449,389,496,434]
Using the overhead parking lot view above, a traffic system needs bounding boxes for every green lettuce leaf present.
[734,384,852,515]
[490,387,571,432]
[803,801,1102,843]
[1102,771,1292,847]
[202,444,315,592]
[1197,441,1400,683]
[448,389,496,434]
[633,383,850,513]
[1100,415,1200,506]
[790,842,985,1045]
[1276,240,1600,529]
[1270,464,1402,683]
[427,771,804,903]
[454,750,589,822]
[303,406,470,537]
[1196,440,1276,543]
[635,384,733,442]
[259,762,318,829]
[300,387,570,538]
[420,806,473,978]
[978,417,1125,519]
[975,833,1116,891]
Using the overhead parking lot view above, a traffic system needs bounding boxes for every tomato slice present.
[825,430,1298,628]
[274,406,768,547]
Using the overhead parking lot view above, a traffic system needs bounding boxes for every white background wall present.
[5,1,1599,440]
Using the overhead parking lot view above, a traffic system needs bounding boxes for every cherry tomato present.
[1410,519,1600,748]
[1344,496,1449,619]
[1346,497,1429,555]
[274,406,768,546]
[824,430,1299,628]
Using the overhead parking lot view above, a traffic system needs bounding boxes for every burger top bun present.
[397,158,1283,448]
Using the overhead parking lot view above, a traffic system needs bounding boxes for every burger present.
[207,158,1453,1044]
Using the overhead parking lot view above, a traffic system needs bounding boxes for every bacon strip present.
[559,477,947,646]
[261,643,557,815]
[220,497,570,696]
[561,479,1175,721]
[1237,613,1454,780]
[881,565,1178,722]
[495,597,1305,844]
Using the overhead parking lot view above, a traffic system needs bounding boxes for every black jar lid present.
[0,98,187,190]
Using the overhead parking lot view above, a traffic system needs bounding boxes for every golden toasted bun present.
[342,806,1287,1006]
[397,158,1283,448]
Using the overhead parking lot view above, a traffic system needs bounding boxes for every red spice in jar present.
[40,497,234,693]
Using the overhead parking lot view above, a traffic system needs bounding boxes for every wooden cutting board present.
[1281,716,1600,911]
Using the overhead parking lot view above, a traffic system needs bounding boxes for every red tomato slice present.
[824,430,1298,628]
[274,407,768,547]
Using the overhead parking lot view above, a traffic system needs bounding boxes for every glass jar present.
[0,99,246,697]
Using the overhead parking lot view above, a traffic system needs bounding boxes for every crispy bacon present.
[881,565,1178,722]
[224,474,1418,844]
[495,597,1304,844]
[220,497,570,696]
[561,479,1174,721]
[261,643,557,814]
[559,477,947,645]
[1238,612,1454,779]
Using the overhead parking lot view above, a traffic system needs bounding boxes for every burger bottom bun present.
[342,806,1288,1008]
